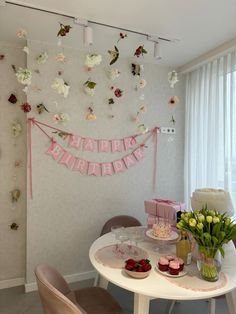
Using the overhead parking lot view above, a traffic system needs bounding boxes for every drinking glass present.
[111,225,123,240]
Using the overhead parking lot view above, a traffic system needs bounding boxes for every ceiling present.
[1,0,236,67]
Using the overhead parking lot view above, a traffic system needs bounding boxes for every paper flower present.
[8,94,17,104]
[108,46,119,65]
[131,63,144,76]
[86,107,97,121]
[36,52,48,64]
[23,46,29,54]
[16,67,32,85]
[10,189,21,202]
[10,222,19,230]
[138,79,147,89]
[16,28,27,38]
[111,86,123,98]
[134,45,147,57]
[36,103,49,114]
[108,98,115,105]
[55,52,66,63]
[168,70,179,88]
[57,23,72,37]
[83,79,96,96]
[53,112,70,124]
[137,124,148,134]
[0,54,5,60]
[12,121,22,137]
[85,54,102,69]
[134,105,147,122]
[168,96,179,107]
[21,102,31,113]
[108,68,120,80]
[51,78,70,98]
[117,32,127,43]
[14,160,23,168]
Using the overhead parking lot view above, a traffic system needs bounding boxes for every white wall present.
[25,40,185,284]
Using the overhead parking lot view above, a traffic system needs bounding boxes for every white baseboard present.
[25,270,96,293]
[0,277,25,290]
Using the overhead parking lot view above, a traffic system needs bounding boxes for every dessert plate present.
[155,266,187,278]
[146,229,179,241]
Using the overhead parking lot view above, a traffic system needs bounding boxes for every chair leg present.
[209,298,216,314]
[165,300,176,314]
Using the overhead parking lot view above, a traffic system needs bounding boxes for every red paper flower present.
[8,94,17,104]
[134,45,147,57]
[21,102,31,112]
[114,88,123,98]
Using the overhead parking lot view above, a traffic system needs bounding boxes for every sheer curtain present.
[184,49,236,211]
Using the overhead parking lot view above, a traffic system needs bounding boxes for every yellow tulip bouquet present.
[176,206,236,281]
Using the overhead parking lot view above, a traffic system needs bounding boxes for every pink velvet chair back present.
[35,264,84,314]
[101,215,141,236]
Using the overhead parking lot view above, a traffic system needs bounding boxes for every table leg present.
[98,275,109,289]
[134,293,150,314]
[225,290,236,314]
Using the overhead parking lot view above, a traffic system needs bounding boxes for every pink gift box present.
[144,199,186,226]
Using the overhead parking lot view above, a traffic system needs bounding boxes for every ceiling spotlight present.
[154,41,161,59]
[84,26,93,46]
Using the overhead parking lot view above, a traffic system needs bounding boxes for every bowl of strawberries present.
[124,258,152,278]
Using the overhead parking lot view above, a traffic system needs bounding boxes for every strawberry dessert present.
[158,257,169,271]
[168,260,180,275]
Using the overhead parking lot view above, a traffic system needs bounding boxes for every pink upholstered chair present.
[100,215,142,236]
[35,264,124,314]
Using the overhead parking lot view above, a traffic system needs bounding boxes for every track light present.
[84,26,93,46]
[154,41,161,59]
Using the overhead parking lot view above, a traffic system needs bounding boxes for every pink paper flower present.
[138,79,147,89]
[21,102,31,112]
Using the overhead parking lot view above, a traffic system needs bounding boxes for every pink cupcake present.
[158,257,169,272]
[165,255,175,262]
[174,258,184,271]
[169,261,180,275]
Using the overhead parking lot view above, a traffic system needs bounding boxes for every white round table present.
[89,231,236,314]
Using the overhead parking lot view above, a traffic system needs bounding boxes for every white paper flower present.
[51,78,70,98]
[168,70,179,88]
[12,121,22,137]
[36,52,48,64]
[16,68,32,85]
[55,52,66,63]
[138,79,147,89]
[108,68,120,80]
[85,54,102,68]
[53,112,70,124]
[16,28,27,38]
[137,124,148,134]
[23,46,29,54]
[83,80,96,96]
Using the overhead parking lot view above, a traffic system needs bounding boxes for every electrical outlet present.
[161,127,176,134]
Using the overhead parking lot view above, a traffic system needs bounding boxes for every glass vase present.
[197,246,221,282]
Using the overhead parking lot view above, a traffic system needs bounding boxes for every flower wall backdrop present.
[0,35,184,285]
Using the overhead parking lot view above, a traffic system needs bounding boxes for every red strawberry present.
[138,259,146,266]
[126,259,135,265]
[137,266,144,272]
[125,264,134,271]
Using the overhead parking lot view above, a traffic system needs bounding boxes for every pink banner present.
[88,162,101,176]
[73,158,88,174]
[123,154,136,168]
[124,136,136,150]
[111,140,124,152]
[133,147,144,161]
[68,135,83,150]
[101,162,113,176]
[99,140,110,152]
[46,142,64,160]
[83,138,97,152]
[58,151,75,169]
[113,159,126,173]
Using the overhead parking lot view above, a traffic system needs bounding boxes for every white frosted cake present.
[152,222,171,238]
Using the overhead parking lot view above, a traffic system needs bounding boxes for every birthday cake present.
[152,222,171,238]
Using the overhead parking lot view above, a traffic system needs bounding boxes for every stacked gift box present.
[144,199,186,227]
